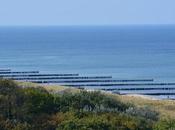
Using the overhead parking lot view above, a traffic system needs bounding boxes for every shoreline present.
[1,68,175,100]
[4,80,175,119]
[16,80,174,101]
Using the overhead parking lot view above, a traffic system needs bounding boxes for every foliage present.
[125,106,159,121]
[56,112,154,130]
[0,79,166,130]
[154,119,175,130]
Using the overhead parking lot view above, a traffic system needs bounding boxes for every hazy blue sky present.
[0,0,175,26]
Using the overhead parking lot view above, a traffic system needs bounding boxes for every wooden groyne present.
[4,76,113,80]
[63,83,175,87]
[0,69,11,71]
[1,68,175,98]
[116,92,175,96]
[102,87,175,91]
[0,74,79,77]
[141,93,175,95]
[27,79,154,84]
[0,71,39,74]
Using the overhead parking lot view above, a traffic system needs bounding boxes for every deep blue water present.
[0,25,175,83]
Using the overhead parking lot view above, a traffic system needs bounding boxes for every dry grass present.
[16,81,80,94]
[115,94,175,119]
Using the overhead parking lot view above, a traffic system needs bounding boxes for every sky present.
[0,0,175,26]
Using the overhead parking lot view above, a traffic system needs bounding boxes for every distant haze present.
[0,0,175,26]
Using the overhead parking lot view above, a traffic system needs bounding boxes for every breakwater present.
[0,69,11,71]
[28,79,154,84]
[0,74,79,77]
[0,71,39,74]
[63,83,175,87]
[1,69,175,99]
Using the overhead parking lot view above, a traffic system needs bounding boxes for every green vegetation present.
[0,79,175,130]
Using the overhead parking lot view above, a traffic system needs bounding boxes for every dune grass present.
[16,81,80,94]
[16,81,175,119]
[115,94,175,119]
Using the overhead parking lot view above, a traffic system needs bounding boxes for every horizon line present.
[0,24,175,27]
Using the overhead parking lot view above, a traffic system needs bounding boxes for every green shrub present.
[154,119,175,130]
[126,106,159,121]
[0,79,166,130]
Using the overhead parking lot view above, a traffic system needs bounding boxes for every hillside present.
[17,81,175,119]
[0,79,175,130]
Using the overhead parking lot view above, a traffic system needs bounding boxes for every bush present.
[0,79,165,130]
[59,91,131,113]
[56,112,154,130]
[154,119,175,130]
[126,106,159,121]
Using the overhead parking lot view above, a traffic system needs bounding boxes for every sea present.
[0,25,175,98]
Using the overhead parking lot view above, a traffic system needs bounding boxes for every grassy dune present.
[16,81,175,119]
[1,79,175,129]
[16,81,80,93]
[117,94,175,119]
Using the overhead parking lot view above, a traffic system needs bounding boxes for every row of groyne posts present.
[0,69,175,98]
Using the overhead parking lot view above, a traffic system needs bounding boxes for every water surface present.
[0,25,175,83]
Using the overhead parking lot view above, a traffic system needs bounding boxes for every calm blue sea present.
[0,25,175,83]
